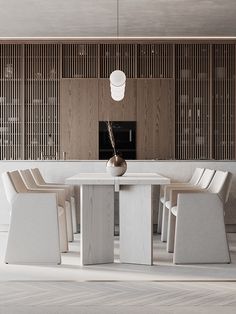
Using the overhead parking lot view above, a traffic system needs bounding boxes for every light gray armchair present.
[161,168,214,242]
[168,170,232,264]
[158,167,204,234]
[2,171,61,265]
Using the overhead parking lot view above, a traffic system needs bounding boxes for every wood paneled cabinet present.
[60,79,98,159]
[1,42,236,160]
[98,79,137,121]
[137,79,174,159]
[60,78,174,160]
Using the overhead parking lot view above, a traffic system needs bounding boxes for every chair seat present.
[171,206,178,216]
[160,196,165,204]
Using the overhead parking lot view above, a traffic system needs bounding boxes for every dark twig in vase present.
[106,121,116,156]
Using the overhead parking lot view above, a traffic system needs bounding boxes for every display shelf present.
[0,44,23,160]
[24,44,60,160]
[175,44,212,160]
[213,44,235,160]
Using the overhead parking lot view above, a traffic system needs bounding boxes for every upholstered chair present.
[161,168,211,241]
[157,168,204,233]
[31,168,77,234]
[168,170,232,264]
[8,170,68,253]
[20,169,73,242]
[2,171,61,264]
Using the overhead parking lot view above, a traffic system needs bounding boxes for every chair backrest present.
[196,168,215,189]
[207,170,233,204]
[189,168,205,185]
[2,172,18,205]
[8,170,28,193]
[31,168,45,185]
[20,169,38,189]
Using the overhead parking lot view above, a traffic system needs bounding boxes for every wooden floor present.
[1,232,236,313]
[0,281,236,313]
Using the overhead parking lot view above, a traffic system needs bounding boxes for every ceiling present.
[0,0,236,38]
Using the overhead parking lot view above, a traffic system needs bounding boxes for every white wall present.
[0,160,236,226]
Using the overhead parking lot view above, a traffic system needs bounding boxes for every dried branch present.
[106,121,116,155]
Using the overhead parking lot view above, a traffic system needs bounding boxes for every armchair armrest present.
[164,184,200,202]
[170,187,205,207]
[26,188,66,208]
[35,184,71,201]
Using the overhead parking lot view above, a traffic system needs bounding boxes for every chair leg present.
[58,206,69,253]
[157,201,163,234]
[167,211,176,253]
[65,201,74,242]
[71,197,78,233]
[161,205,168,242]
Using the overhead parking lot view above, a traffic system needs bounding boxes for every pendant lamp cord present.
[117,0,119,38]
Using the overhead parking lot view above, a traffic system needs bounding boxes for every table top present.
[65,172,170,186]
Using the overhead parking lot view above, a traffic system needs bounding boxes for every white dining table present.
[66,172,170,266]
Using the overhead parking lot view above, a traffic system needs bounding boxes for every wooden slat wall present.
[24,44,60,160]
[175,44,212,160]
[137,44,173,78]
[0,44,22,160]
[0,42,235,160]
[100,44,136,78]
[62,44,98,78]
[213,44,235,160]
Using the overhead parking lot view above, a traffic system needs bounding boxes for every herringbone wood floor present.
[1,233,236,313]
[0,281,236,313]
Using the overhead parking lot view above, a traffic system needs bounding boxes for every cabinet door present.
[98,79,137,121]
[60,79,98,159]
[137,79,174,159]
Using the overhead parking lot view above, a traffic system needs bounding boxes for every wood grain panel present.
[98,79,137,121]
[137,79,174,159]
[60,79,98,159]
[81,185,114,265]
[120,185,153,265]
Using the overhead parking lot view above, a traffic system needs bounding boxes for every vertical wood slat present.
[137,44,173,78]
[213,44,235,160]
[62,44,98,78]
[175,44,211,160]
[24,44,60,160]
[0,44,22,160]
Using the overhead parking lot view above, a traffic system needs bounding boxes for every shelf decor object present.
[106,121,127,176]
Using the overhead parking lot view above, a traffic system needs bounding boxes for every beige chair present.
[20,169,73,242]
[2,171,61,265]
[165,168,215,249]
[8,170,68,253]
[168,170,232,264]
[160,168,210,241]
[31,168,78,234]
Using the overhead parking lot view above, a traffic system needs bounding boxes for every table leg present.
[119,185,153,265]
[80,185,114,265]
